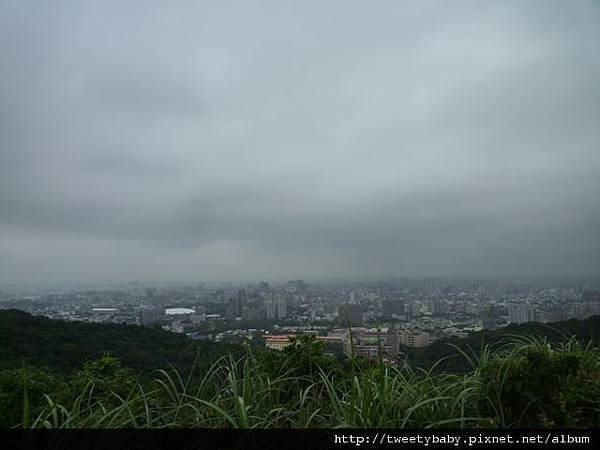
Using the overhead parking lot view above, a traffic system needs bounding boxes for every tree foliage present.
[0,309,243,377]
[1,310,600,428]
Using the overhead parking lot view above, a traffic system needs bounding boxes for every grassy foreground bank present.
[2,334,599,428]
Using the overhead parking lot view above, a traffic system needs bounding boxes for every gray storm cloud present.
[1,0,599,283]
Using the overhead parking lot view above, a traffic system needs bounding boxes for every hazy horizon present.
[1,1,599,283]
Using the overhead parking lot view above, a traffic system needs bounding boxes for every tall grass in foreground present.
[22,336,600,428]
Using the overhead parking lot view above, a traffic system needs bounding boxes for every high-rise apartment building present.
[508,303,543,324]
[226,289,248,319]
[264,295,287,320]
[423,278,436,296]
[382,298,405,319]
[339,304,363,325]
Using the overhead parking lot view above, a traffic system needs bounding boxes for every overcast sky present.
[1,0,599,283]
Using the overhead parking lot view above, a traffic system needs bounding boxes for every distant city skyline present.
[1,1,599,283]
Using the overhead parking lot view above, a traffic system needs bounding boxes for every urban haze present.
[3,2,600,435]
[1,0,600,285]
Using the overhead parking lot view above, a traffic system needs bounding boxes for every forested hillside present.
[1,310,599,428]
[0,309,243,376]
[403,315,600,372]
[2,308,600,375]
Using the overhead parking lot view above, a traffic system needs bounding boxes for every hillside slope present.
[0,309,243,376]
[404,315,600,371]
[2,309,599,375]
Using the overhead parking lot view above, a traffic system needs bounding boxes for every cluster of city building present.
[1,277,599,361]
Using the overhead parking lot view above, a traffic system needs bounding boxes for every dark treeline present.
[403,316,600,372]
[0,310,599,428]
[0,309,243,377]
[3,309,600,376]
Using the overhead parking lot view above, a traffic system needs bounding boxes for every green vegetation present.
[1,310,599,428]
[403,315,600,372]
[2,335,600,428]
[0,309,243,376]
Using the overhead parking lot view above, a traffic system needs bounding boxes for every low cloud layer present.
[1,0,599,283]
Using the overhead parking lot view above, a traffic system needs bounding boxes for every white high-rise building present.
[265,295,277,320]
[508,303,543,324]
[265,295,287,320]
[276,297,287,320]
